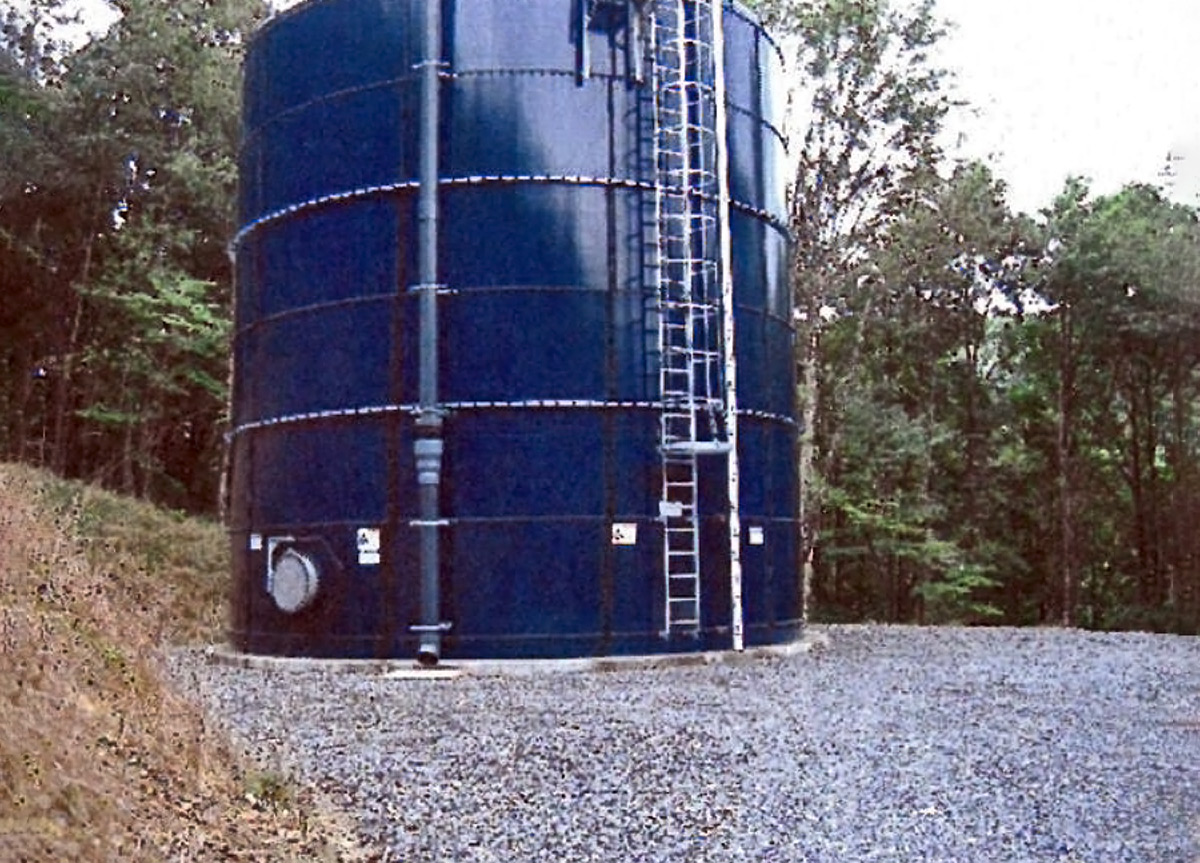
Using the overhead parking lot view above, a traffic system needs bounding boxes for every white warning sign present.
[357,527,381,565]
[611,523,638,546]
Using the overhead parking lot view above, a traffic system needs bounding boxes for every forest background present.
[2,0,1198,634]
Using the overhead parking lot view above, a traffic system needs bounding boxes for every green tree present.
[1032,182,1200,630]
[754,0,957,615]
[0,0,266,511]
[816,163,1035,622]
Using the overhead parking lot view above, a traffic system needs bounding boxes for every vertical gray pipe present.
[414,0,444,666]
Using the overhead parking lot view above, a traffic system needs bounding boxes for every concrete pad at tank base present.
[204,632,826,679]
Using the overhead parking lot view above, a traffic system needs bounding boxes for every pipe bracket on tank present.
[406,282,455,296]
[409,622,453,633]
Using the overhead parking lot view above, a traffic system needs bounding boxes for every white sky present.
[936,0,1200,215]
[63,0,1200,216]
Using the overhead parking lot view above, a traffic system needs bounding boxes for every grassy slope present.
[0,463,365,862]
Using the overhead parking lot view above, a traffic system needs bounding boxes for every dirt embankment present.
[0,464,367,862]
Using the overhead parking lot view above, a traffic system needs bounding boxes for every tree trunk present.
[1057,308,1077,627]
[1142,372,1162,606]
[11,348,36,463]
[50,285,86,475]
[51,184,107,477]
[138,420,156,500]
[1167,371,1189,612]
[1126,370,1150,607]
[120,418,137,496]
[797,326,819,624]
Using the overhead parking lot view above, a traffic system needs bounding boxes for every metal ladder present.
[650,0,724,637]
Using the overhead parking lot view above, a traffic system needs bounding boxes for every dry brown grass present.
[0,463,370,862]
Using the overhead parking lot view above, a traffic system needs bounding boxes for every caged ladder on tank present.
[649,0,730,637]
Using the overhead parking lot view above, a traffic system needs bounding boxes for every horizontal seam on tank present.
[227,402,796,439]
[727,101,787,146]
[232,176,788,249]
[232,285,612,341]
[432,515,653,524]
[229,518,389,534]
[227,622,798,642]
[732,303,796,328]
[442,69,785,147]
[233,292,395,337]
[217,295,801,332]
[447,513,794,525]
[241,77,422,151]
[436,630,685,644]
[448,67,625,81]
[438,621,797,645]
[227,514,799,535]
[240,65,665,150]
[242,83,785,153]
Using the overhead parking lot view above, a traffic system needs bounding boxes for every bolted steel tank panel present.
[229,0,800,659]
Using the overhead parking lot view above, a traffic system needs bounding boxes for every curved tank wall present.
[229,0,799,658]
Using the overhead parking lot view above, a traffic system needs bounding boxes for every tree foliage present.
[0,0,266,512]
[759,0,1200,633]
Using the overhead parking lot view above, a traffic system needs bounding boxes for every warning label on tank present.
[357,527,381,565]
[611,523,638,546]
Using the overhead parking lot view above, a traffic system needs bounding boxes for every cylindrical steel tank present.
[229,0,799,658]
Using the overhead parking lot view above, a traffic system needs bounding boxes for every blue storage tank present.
[229,0,800,659]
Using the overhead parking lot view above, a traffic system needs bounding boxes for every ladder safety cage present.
[649,0,728,638]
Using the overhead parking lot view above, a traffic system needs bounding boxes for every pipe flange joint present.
[414,438,444,485]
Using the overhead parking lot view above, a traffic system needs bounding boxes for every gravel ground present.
[168,626,1200,862]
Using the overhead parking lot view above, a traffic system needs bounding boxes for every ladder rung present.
[662,440,731,455]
